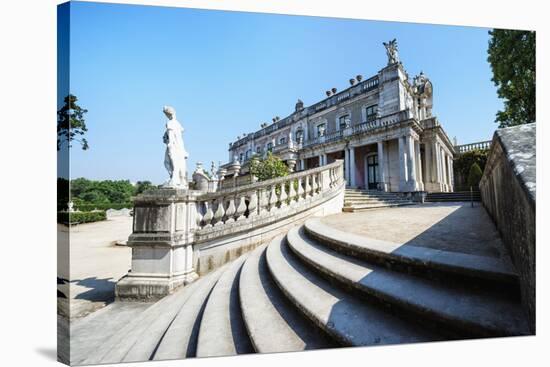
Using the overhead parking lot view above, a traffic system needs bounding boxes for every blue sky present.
[63,1,502,184]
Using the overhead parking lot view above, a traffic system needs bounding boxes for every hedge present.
[57,210,107,225]
[74,202,133,211]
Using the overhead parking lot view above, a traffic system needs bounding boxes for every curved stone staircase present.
[72,218,529,365]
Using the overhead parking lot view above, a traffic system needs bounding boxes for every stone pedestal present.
[115,188,200,301]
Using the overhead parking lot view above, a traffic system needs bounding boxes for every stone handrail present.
[194,160,345,237]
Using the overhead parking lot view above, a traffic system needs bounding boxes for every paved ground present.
[320,202,509,259]
[57,215,133,320]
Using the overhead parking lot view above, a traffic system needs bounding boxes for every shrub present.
[74,202,133,211]
[250,152,289,181]
[467,162,483,189]
[57,210,107,225]
[454,149,488,181]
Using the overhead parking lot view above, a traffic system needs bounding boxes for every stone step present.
[239,244,335,353]
[81,265,228,365]
[196,254,255,358]
[345,192,403,198]
[343,202,415,212]
[425,199,481,202]
[304,218,519,286]
[265,235,442,346]
[344,198,411,205]
[70,302,152,365]
[152,266,227,361]
[287,226,529,337]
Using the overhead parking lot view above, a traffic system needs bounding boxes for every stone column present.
[449,156,454,192]
[323,153,328,166]
[398,136,407,191]
[318,155,323,167]
[406,134,417,191]
[415,140,424,191]
[433,141,442,191]
[300,159,305,171]
[441,148,448,192]
[349,147,356,188]
[377,140,387,191]
[446,154,453,192]
[344,148,350,187]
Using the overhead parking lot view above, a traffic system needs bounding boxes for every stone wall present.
[479,123,536,332]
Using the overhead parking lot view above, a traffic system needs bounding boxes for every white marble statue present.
[383,38,400,65]
[162,106,188,188]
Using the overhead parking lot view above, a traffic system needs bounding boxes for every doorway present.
[366,154,379,190]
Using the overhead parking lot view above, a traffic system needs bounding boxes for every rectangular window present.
[279,137,286,145]
[366,105,378,121]
[267,142,273,152]
[339,115,350,130]
[316,123,326,137]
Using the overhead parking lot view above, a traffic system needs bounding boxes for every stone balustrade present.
[116,160,345,300]
[303,110,409,149]
[194,160,344,241]
[456,141,492,154]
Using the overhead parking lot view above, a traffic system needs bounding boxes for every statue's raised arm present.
[162,105,189,188]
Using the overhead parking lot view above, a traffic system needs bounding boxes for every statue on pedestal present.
[162,106,188,188]
[383,38,400,65]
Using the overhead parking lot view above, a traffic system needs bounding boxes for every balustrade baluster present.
[225,196,236,223]
[196,202,204,228]
[258,187,268,214]
[297,176,304,201]
[305,175,312,197]
[202,200,214,228]
[311,173,318,195]
[212,197,225,226]
[279,182,288,207]
[235,195,247,221]
[288,178,297,205]
[248,190,258,217]
[268,184,278,211]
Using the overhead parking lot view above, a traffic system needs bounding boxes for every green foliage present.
[249,152,289,181]
[467,162,483,189]
[454,149,488,184]
[135,180,156,195]
[57,94,89,150]
[57,210,106,225]
[488,29,536,127]
[71,178,135,204]
[74,202,133,211]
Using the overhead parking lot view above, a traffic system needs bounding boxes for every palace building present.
[224,40,455,193]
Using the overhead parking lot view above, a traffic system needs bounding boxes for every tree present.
[454,149,488,182]
[249,153,289,181]
[57,94,89,150]
[487,29,536,127]
[135,180,155,195]
[467,162,483,189]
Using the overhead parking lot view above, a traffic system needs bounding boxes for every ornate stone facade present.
[225,40,455,193]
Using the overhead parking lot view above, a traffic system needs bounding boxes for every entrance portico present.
[297,123,451,193]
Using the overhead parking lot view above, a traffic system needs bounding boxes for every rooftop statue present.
[383,38,400,65]
[162,105,189,188]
